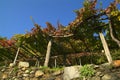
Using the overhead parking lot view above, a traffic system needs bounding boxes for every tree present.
[67,0,114,64]
[1,0,120,66]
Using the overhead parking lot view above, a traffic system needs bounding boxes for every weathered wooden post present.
[99,32,112,64]
[13,47,20,64]
[44,39,52,67]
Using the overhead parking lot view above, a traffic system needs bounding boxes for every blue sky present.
[0,0,114,39]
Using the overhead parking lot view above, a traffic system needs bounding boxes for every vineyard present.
[0,0,120,67]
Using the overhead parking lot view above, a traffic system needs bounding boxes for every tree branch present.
[109,19,120,47]
[51,34,73,38]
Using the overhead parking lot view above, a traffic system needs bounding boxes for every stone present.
[93,65,100,69]
[18,74,23,78]
[63,66,81,80]
[91,76,101,80]
[1,68,5,72]
[2,73,8,79]
[9,63,15,67]
[30,70,35,74]
[18,61,29,68]
[30,77,39,80]
[35,70,44,77]
[24,77,30,80]
[116,73,120,78]
[22,67,27,71]
[29,74,34,78]
[12,77,20,80]
[17,71,23,76]
[46,77,55,80]
[0,71,2,78]
[102,74,111,80]
[96,71,102,76]
[102,73,118,80]
[100,63,112,69]
[25,70,30,73]
[52,70,63,76]
[55,77,63,80]
[23,73,29,77]
[14,78,20,80]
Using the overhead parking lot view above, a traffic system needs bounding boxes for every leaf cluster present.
[80,64,95,78]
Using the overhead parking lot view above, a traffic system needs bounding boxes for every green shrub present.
[80,64,95,79]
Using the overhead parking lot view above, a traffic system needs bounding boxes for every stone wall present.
[0,61,63,80]
[63,63,120,80]
[0,61,120,80]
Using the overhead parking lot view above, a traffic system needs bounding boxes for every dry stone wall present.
[0,61,120,80]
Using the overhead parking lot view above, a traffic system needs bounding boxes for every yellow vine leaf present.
[118,16,120,21]
[111,11,119,16]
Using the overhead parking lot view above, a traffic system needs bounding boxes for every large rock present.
[63,66,81,80]
[18,61,29,68]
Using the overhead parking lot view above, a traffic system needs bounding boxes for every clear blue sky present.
[0,0,114,39]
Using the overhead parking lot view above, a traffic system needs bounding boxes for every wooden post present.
[54,56,58,68]
[13,47,20,64]
[79,58,82,66]
[99,32,112,64]
[55,58,57,68]
[44,40,52,67]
